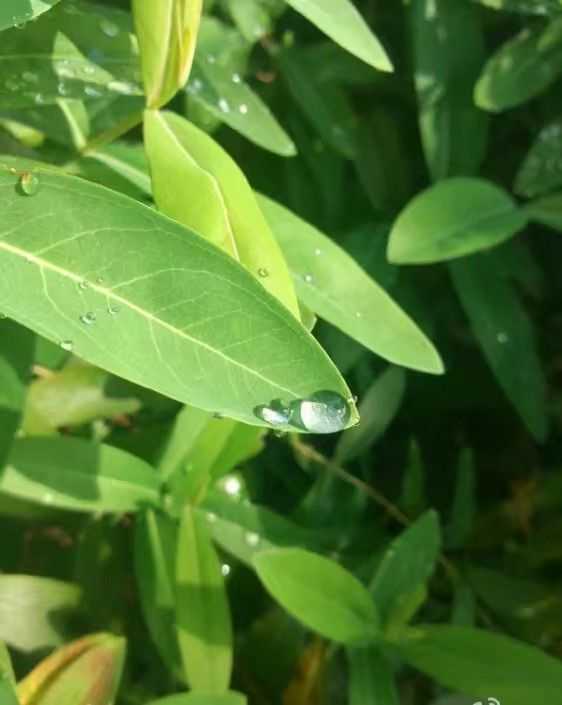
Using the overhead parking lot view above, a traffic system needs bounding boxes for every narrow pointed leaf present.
[370,511,441,625]
[347,646,399,705]
[285,0,393,72]
[259,195,443,374]
[133,0,202,109]
[0,437,160,513]
[144,110,299,318]
[0,0,61,31]
[176,506,233,692]
[450,252,548,441]
[0,161,354,428]
[395,625,562,705]
[253,548,379,644]
[388,178,527,264]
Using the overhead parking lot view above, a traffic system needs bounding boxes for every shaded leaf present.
[347,646,399,705]
[515,118,562,198]
[0,0,61,32]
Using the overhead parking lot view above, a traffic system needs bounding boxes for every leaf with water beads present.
[0,0,62,32]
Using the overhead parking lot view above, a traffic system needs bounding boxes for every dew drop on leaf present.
[78,280,89,291]
[239,104,248,115]
[60,340,74,352]
[245,532,260,547]
[218,98,230,113]
[255,401,290,427]
[80,312,96,325]
[304,274,313,284]
[19,172,40,196]
[232,73,241,84]
[221,563,231,577]
[289,391,351,434]
[100,18,119,38]
[257,267,269,278]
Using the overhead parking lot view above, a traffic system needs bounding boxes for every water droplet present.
[96,276,105,284]
[78,280,89,290]
[43,492,54,505]
[107,304,119,315]
[19,172,40,196]
[80,312,96,325]
[60,340,74,352]
[221,563,231,577]
[218,98,230,113]
[83,65,95,76]
[34,93,45,105]
[232,72,241,84]
[22,71,38,84]
[58,80,70,96]
[258,267,269,278]
[497,331,509,344]
[239,103,248,115]
[245,532,260,547]
[355,311,362,318]
[84,85,103,98]
[207,54,216,64]
[304,274,313,284]
[206,512,217,523]
[223,475,242,498]
[289,391,351,434]
[100,18,119,38]
[314,248,322,256]
[255,400,290,427]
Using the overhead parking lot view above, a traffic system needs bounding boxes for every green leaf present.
[146,693,246,705]
[399,440,427,516]
[0,1,143,110]
[449,252,548,441]
[134,509,182,680]
[253,548,379,644]
[143,110,300,318]
[22,363,140,435]
[176,506,233,692]
[0,320,34,467]
[395,625,562,705]
[336,367,406,463]
[515,118,562,198]
[412,0,488,180]
[525,190,562,230]
[473,0,562,14]
[224,0,273,42]
[0,160,355,429]
[370,511,441,625]
[388,178,527,264]
[445,449,476,550]
[0,0,61,32]
[82,142,152,196]
[0,575,81,652]
[284,0,393,72]
[347,646,399,705]
[0,437,160,512]
[187,60,295,157]
[474,17,562,112]
[0,642,15,686]
[0,679,19,705]
[259,195,444,374]
[132,0,202,109]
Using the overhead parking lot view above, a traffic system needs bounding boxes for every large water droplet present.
[100,18,119,37]
[255,400,290,427]
[289,391,351,434]
[60,340,74,352]
[19,172,40,196]
[80,312,96,325]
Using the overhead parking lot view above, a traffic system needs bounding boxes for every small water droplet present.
[245,532,260,547]
[22,71,38,84]
[19,172,40,196]
[221,563,231,577]
[80,312,96,325]
[107,304,119,315]
[84,85,103,98]
[78,280,89,290]
[223,475,242,498]
[96,276,105,284]
[497,331,509,344]
[232,72,241,83]
[355,311,362,318]
[207,54,216,64]
[34,92,45,105]
[314,248,322,256]
[100,18,119,37]
[58,80,70,96]
[258,267,269,278]
[83,65,95,75]
[304,274,313,284]
[218,98,230,113]
[255,400,290,427]
[60,340,74,352]
[239,103,248,115]
[289,391,351,434]
[206,512,217,523]
[43,492,54,505]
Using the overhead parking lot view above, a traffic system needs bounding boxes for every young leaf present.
[370,511,441,625]
[0,641,16,686]
[525,190,562,230]
[143,110,300,318]
[0,0,61,32]
[258,195,444,374]
[253,548,379,644]
[0,320,35,467]
[395,625,562,705]
[0,161,355,429]
[284,0,393,72]
[475,17,562,112]
[0,576,81,652]
[388,178,527,264]
[347,646,399,705]
[449,252,548,441]
[132,0,202,109]
[0,437,160,513]
[515,118,562,198]
[336,367,406,463]
[445,449,476,550]
[17,633,126,705]
[134,510,182,680]
[176,506,233,692]
[411,0,488,180]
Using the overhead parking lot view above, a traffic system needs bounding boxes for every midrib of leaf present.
[0,228,300,400]
[151,2,175,107]
[154,112,240,259]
